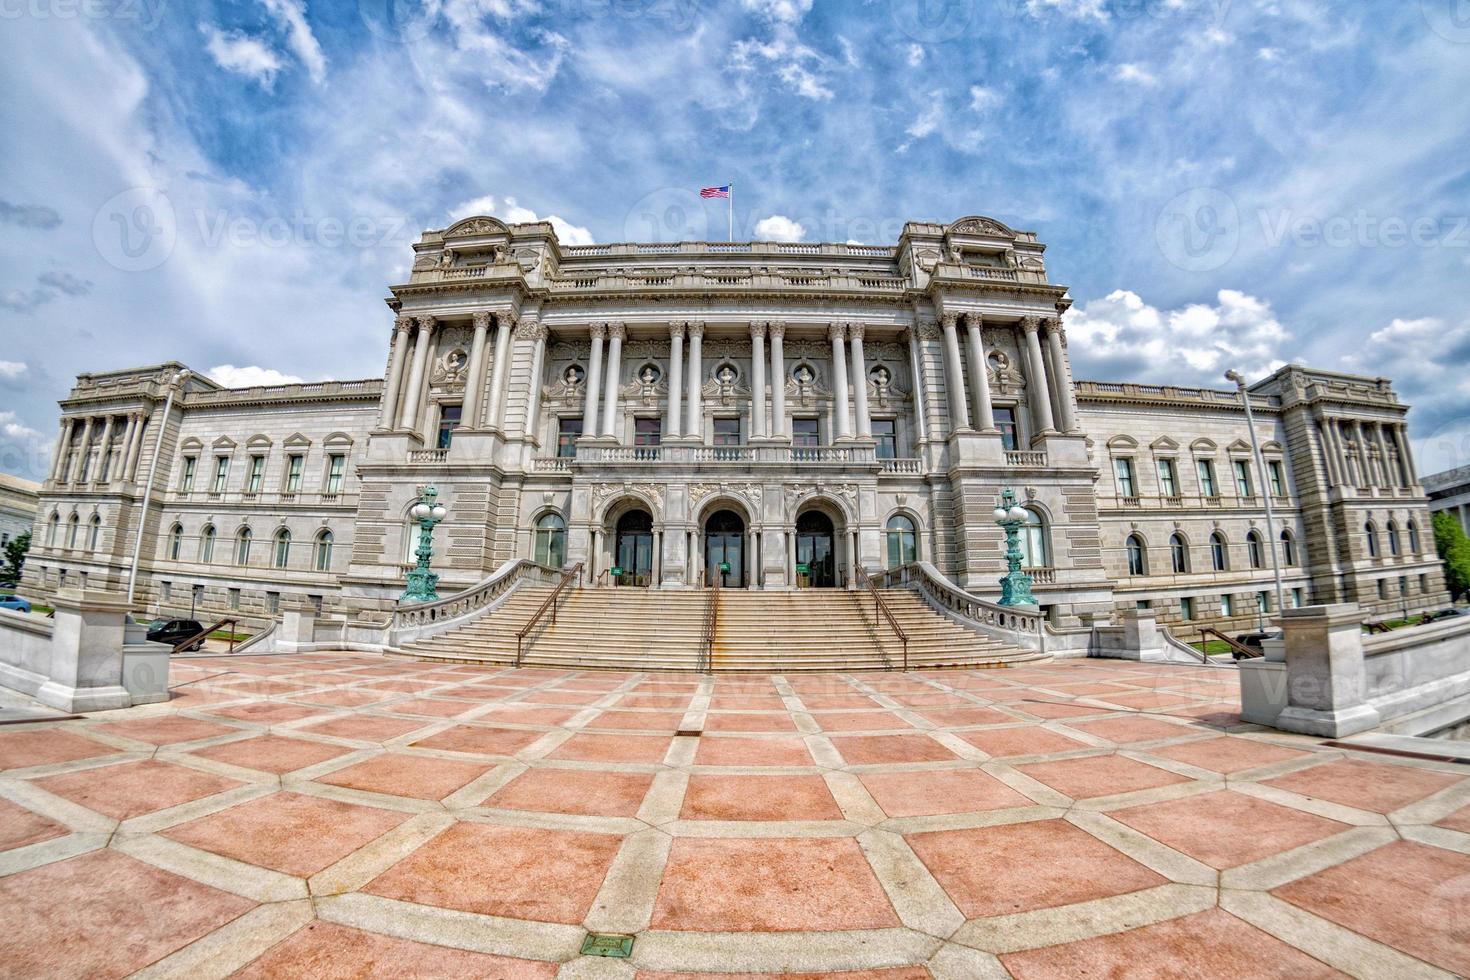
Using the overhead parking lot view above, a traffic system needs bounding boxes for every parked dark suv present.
[146,619,205,651]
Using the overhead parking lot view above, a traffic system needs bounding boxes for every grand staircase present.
[397,585,1044,671]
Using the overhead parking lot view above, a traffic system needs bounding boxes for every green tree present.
[2,531,29,587]
[1431,512,1470,602]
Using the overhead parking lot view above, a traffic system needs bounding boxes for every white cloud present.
[207,364,308,388]
[1067,288,1290,383]
[500,197,595,245]
[201,25,284,88]
[1025,0,1109,21]
[440,2,569,92]
[968,85,1001,112]
[1347,317,1470,475]
[1114,63,1158,86]
[1257,47,1281,61]
[258,0,326,84]
[449,195,498,219]
[754,214,805,242]
[740,0,813,24]
[729,36,833,101]
[906,44,924,67]
[0,361,26,380]
[0,411,51,480]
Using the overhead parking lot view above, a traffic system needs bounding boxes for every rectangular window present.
[325,454,345,494]
[872,419,897,459]
[285,454,304,493]
[1377,579,1388,600]
[1399,575,1408,596]
[310,594,324,615]
[436,404,462,450]
[1114,458,1137,497]
[266,591,280,614]
[246,455,265,493]
[792,418,819,447]
[994,407,1018,451]
[1234,459,1252,497]
[1268,460,1286,496]
[634,417,662,447]
[557,417,583,458]
[1180,596,1196,620]
[181,456,196,493]
[1197,459,1218,496]
[713,417,741,446]
[1291,587,1303,608]
[1420,574,1428,593]
[160,581,171,602]
[1220,593,1234,616]
[1258,591,1269,613]
[1136,599,1151,610]
[1158,458,1178,497]
[211,456,230,493]
[228,587,241,610]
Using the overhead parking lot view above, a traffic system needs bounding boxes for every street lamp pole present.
[401,486,448,603]
[1225,370,1286,617]
[993,488,1037,607]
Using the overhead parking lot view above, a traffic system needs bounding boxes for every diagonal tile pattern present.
[0,651,1463,976]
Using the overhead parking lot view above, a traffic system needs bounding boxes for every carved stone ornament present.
[543,365,586,406]
[948,215,1016,238]
[443,216,510,238]
[622,364,668,406]
[786,363,831,408]
[784,483,858,518]
[591,482,664,515]
[704,363,748,405]
[689,482,762,511]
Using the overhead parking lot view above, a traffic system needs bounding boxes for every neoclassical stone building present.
[19,214,1449,636]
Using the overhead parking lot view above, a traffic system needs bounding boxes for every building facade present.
[0,472,39,550]
[1424,465,1470,537]
[18,214,1450,635]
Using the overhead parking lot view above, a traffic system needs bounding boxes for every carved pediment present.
[443,215,510,239]
[947,215,1017,238]
[1150,436,1179,452]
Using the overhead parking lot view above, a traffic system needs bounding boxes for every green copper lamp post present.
[401,486,448,603]
[992,488,1037,607]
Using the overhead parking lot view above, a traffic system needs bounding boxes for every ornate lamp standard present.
[401,486,448,603]
[1225,369,1285,618]
[993,488,1037,607]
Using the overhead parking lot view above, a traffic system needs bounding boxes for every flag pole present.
[728,182,734,242]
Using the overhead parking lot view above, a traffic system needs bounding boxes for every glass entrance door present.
[795,511,836,587]
[613,510,654,586]
[704,509,745,588]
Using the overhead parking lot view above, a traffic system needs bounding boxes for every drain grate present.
[580,933,635,958]
[675,728,703,737]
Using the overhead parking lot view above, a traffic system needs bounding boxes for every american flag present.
[700,185,730,199]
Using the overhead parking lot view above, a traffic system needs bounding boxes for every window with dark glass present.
[285,454,304,493]
[436,404,462,449]
[792,418,819,447]
[325,454,346,494]
[634,417,662,446]
[1114,457,1137,497]
[1197,458,1218,496]
[557,417,583,457]
[1158,457,1178,496]
[713,417,741,446]
[1268,460,1286,496]
[181,456,196,492]
[1233,459,1252,497]
[212,456,230,493]
[994,407,1018,451]
[247,455,265,493]
[872,419,897,459]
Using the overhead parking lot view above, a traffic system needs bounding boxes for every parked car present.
[146,618,206,651]
[0,594,32,613]
[1423,607,1470,623]
[1233,629,1282,659]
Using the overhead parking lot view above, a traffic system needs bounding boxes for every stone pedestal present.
[35,590,135,713]
[1272,603,1382,737]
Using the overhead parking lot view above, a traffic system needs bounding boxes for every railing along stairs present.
[515,562,584,666]
[699,569,720,673]
[855,565,908,671]
[1196,626,1262,661]
[172,617,243,654]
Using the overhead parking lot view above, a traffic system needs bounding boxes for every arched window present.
[1210,531,1228,572]
[201,525,216,562]
[66,514,79,549]
[1246,530,1264,570]
[167,523,183,560]
[88,515,101,550]
[273,528,291,569]
[534,512,566,568]
[1170,533,1189,574]
[46,513,59,547]
[1408,520,1420,553]
[236,527,253,566]
[1125,534,1147,576]
[1280,529,1297,565]
[314,530,334,571]
[886,514,917,568]
[1365,522,1379,558]
[1018,508,1048,568]
[1387,521,1400,556]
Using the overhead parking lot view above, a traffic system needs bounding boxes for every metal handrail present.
[855,566,908,671]
[700,571,720,672]
[516,562,584,665]
[595,568,609,587]
[1197,626,1261,660]
[173,617,242,654]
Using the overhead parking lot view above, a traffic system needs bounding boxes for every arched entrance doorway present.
[704,509,745,588]
[795,510,837,587]
[614,509,654,586]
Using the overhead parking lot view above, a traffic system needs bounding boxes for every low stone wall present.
[0,589,170,712]
[1240,604,1470,737]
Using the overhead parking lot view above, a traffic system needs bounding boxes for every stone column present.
[582,322,606,437]
[769,321,787,440]
[124,411,147,481]
[520,319,548,442]
[92,415,115,483]
[830,322,853,440]
[379,316,413,429]
[849,322,872,439]
[686,321,704,441]
[963,313,996,431]
[49,418,74,482]
[1022,317,1056,435]
[1315,416,1339,487]
[462,311,492,427]
[904,327,929,445]
[114,414,137,484]
[1351,420,1373,488]
[786,529,797,587]
[398,316,436,432]
[750,322,768,438]
[1328,419,1351,487]
[1394,423,1418,485]
[1373,424,1395,488]
[601,321,626,439]
[666,323,684,439]
[1045,319,1077,433]
[939,314,971,432]
[485,310,515,430]
[68,417,93,483]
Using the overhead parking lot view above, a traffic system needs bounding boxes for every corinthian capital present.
[589,321,607,340]
[1021,316,1042,334]
[828,321,847,342]
[472,311,493,331]
[393,314,414,333]
[416,314,438,334]
[767,320,785,340]
[847,321,865,342]
[748,320,767,340]
[669,321,686,341]
[939,313,960,332]
[963,311,983,330]
[606,321,626,341]
[518,318,547,343]
[687,320,705,340]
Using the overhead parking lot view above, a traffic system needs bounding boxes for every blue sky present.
[2,0,1469,482]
